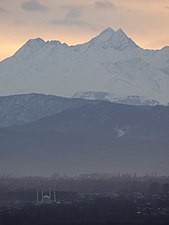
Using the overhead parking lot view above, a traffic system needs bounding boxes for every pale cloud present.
[48,4,97,30]
[49,19,97,30]
[94,0,116,10]
[0,6,8,13]
[21,0,48,12]
[164,6,169,10]
[118,5,142,13]
[94,1,140,13]
[62,5,85,19]
[14,20,26,26]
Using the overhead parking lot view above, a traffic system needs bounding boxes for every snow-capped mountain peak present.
[98,27,116,36]
[46,40,61,46]
[88,27,138,49]
[19,38,46,52]
[14,38,46,58]
[25,38,46,47]
[0,27,169,105]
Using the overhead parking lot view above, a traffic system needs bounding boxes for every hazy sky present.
[0,0,169,60]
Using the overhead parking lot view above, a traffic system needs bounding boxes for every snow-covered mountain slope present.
[0,27,169,105]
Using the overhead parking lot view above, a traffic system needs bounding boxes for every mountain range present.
[0,27,169,105]
[0,94,169,176]
[0,28,169,176]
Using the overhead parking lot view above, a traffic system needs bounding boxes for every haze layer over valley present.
[0,94,169,176]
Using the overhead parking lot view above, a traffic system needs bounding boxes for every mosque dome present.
[42,195,51,204]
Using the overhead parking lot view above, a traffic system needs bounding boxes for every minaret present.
[37,187,39,205]
[49,189,51,200]
[54,185,56,202]
[41,188,44,203]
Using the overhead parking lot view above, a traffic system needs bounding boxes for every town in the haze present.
[0,174,169,225]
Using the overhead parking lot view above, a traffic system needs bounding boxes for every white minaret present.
[41,189,44,203]
[54,185,56,202]
[37,187,39,205]
[49,189,51,200]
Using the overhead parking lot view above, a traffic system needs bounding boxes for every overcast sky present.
[0,0,169,60]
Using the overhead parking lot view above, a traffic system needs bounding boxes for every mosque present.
[36,187,57,205]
